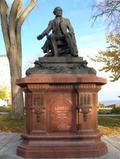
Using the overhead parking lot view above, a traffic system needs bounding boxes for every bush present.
[98,117,120,127]
[98,108,111,114]
[111,107,120,114]
[0,106,11,112]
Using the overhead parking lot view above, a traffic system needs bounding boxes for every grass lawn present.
[0,115,25,132]
[98,117,120,136]
[0,115,120,136]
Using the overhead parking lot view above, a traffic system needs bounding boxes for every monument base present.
[16,73,107,158]
[17,134,107,158]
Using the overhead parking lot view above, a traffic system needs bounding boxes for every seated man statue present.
[37,7,78,57]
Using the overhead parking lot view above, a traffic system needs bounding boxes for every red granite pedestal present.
[16,74,108,158]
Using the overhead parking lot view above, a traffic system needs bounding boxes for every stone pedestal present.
[16,71,108,158]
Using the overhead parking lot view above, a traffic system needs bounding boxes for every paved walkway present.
[0,132,120,159]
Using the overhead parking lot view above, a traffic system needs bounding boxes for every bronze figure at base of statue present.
[16,7,108,158]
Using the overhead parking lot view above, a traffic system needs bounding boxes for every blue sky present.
[0,0,120,101]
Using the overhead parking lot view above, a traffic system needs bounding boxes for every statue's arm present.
[37,21,52,40]
[67,19,75,35]
[67,19,78,46]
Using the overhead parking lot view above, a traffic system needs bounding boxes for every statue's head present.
[53,7,63,17]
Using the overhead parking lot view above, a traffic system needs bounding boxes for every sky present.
[0,0,120,101]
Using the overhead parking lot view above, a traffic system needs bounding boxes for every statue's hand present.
[37,34,44,40]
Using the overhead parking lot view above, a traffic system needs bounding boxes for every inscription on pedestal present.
[49,98,73,132]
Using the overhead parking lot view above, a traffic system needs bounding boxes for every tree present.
[91,34,120,81]
[0,0,38,118]
[93,0,120,32]
[0,86,7,100]
[92,0,120,81]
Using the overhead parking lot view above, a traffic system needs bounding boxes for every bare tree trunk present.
[0,0,37,118]
[8,46,24,118]
[7,0,24,118]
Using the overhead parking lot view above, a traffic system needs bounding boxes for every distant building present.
[100,100,120,108]
[0,55,10,87]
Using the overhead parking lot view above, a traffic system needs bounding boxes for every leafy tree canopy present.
[91,34,120,81]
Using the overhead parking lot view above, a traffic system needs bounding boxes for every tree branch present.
[17,0,37,28]
[0,0,10,53]
[16,0,38,69]
[9,0,21,45]
[17,0,23,16]
[92,0,120,32]
[0,0,9,15]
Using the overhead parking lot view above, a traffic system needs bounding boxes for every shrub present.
[0,106,11,112]
[111,107,120,114]
[98,108,111,114]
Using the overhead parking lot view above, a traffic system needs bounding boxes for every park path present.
[0,132,120,159]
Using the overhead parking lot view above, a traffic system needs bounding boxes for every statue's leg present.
[71,34,78,53]
[64,33,78,57]
[49,34,58,56]
[41,39,50,53]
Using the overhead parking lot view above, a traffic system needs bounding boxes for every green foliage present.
[98,117,120,127]
[98,108,112,114]
[98,106,120,114]
[0,106,11,112]
[99,103,105,108]
[111,107,120,114]
[91,34,120,81]
[0,86,8,99]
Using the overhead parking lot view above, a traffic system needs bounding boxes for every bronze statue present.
[37,7,78,57]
